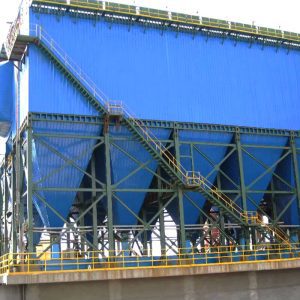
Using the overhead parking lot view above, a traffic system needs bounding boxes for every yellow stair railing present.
[241,212,291,247]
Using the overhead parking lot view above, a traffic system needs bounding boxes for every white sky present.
[1,0,300,41]
[1,0,300,153]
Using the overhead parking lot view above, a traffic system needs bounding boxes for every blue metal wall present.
[28,10,300,129]
[31,120,102,227]
[28,46,99,117]
[0,62,15,137]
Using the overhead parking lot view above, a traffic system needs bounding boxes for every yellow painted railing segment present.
[32,0,300,44]
[0,243,299,275]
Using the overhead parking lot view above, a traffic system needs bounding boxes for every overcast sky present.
[1,0,300,153]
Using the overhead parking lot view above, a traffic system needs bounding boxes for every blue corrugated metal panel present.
[19,56,29,126]
[221,135,287,211]
[273,155,299,225]
[22,165,44,244]
[110,126,171,225]
[28,45,99,116]
[32,121,101,227]
[32,141,50,227]
[179,131,233,178]
[29,11,300,129]
[81,145,107,241]
[168,131,233,224]
[220,151,241,213]
[241,135,287,211]
[167,194,204,227]
[0,62,15,137]
[296,137,300,223]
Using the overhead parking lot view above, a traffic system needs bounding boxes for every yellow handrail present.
[0,243,299,275]
[30,0,300,44]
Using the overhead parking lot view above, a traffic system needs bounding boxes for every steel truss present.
[1,112,300,258]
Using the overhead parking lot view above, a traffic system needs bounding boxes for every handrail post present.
[92,251,95,270]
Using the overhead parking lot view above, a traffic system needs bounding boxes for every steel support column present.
[11,155,17,255]
[105,132,115,253]
[236,131,247,212]
[3,169,9,254]
[17,135,25,254]
[157,168,166,255]
[91,155,98,250]
[26,125,34,253]
[236,131,250,247]
[174,128,186,249]
[142,209,148,255]
[291,134,300,226]
[0,173,3,255]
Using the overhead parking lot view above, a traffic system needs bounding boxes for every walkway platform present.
[2,257,300,285]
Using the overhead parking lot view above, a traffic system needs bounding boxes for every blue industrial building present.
[0,0,300,271]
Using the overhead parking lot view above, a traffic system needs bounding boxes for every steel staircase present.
[6,24,292,247]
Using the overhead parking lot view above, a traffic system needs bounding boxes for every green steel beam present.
[111,141,172,187]
[0,175,3,255]
[174,128,186,249]
[184,193,237,245]
[274,196,296,224]
[105,132,115,253]
[291,135,300,223]
[244,149,292,190]
[11,153,17,256]
[243,144,289,150]
[190,143,195,172]
[113,157,155,188]
[157,168,166,255]
[28,112,300,137]
[34,192,96,250]
[35,187,106,192]
[17,134,26,254]
[33,133,104,140]
[270,179,277,221]
[129,194,178,249]
[236,132,247,212]
[3,171,9,254]
[35,136,105,187]
[114,193,178,252]
[193,145,238,188]
[34,139,105,186]
[26,126,34,253]
[91,155,98,250]
[33,187,294,194]
[141,209,148,255]
[75,194,105,224]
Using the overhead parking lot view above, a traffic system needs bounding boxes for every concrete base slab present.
[1,260,300,300]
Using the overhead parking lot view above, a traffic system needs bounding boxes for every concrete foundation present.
[1,261,300,300]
